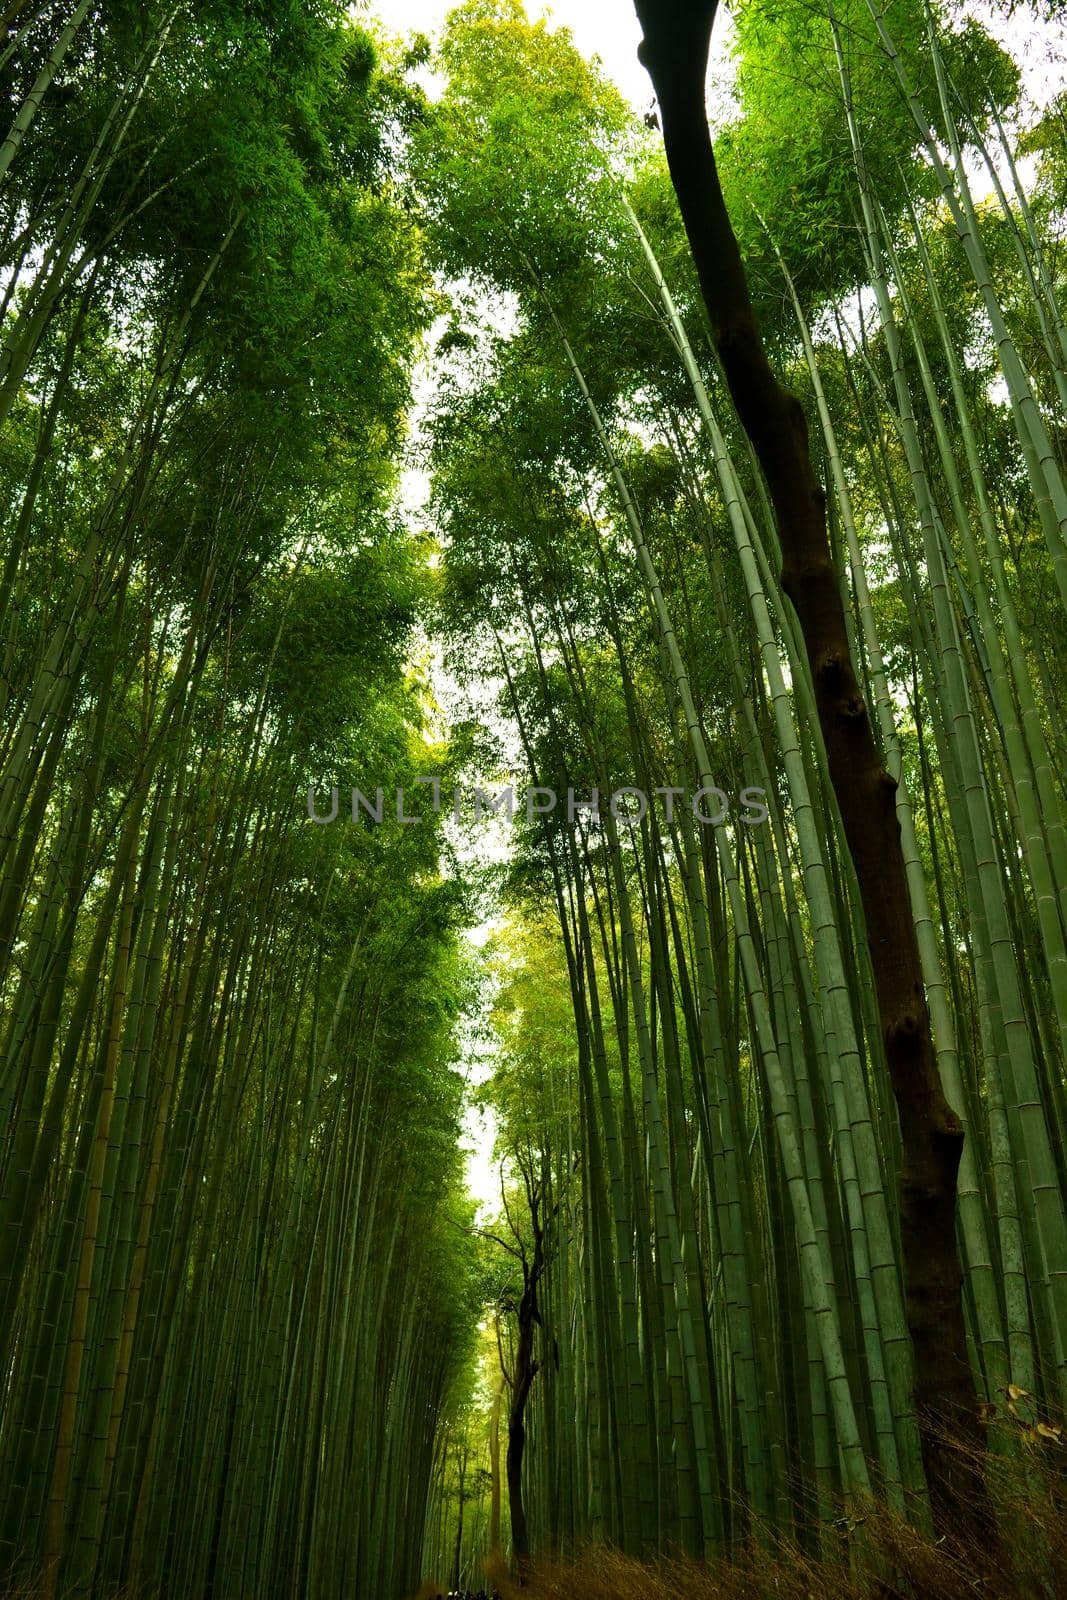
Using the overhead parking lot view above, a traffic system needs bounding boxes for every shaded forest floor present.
[459,1522,1066,1600]
[415,1444,1067,1600]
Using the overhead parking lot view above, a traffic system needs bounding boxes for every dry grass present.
[483,1515,1061,1600]
[482,1426,1067,1600]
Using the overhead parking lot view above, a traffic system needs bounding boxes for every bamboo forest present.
[6,0,1067,1595]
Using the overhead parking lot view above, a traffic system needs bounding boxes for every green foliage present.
[413,0,630,292]
[719,0,1019,307]
[0,4,478,1597]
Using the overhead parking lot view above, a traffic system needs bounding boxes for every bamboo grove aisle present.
[4,1,1067,1597]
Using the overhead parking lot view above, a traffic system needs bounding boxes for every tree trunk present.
[506,1406,530,1569]
[506,1279,540,1570]
[489,1376,503,1561]
[452,1439,467,1593]
[503,1171,549,1575]
[632,0,982,1521]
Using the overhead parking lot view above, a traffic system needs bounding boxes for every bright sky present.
[368,0,1064,126]
[368,0,652,106]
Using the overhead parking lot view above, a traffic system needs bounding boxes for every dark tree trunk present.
[632,0,982,1522]
[452,1442,467,1592]
[506,1379,533,1568]
[502,1170,547,1576]
[489,1379,503,1562]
